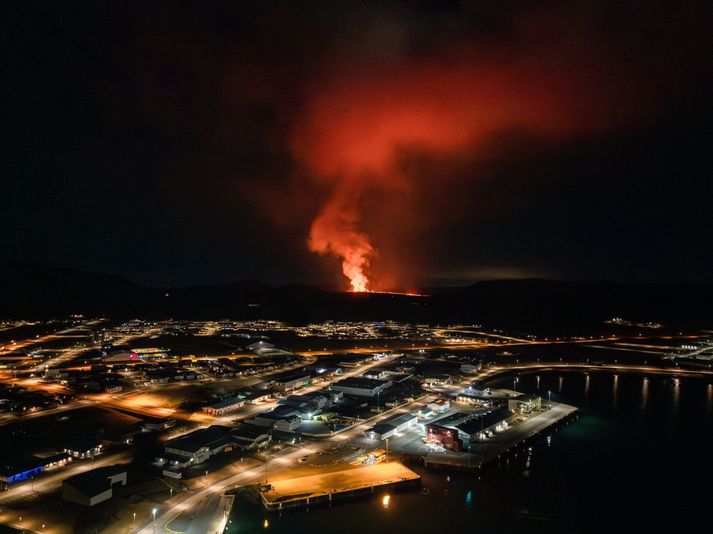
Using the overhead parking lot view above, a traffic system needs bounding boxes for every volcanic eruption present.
[292,50,640,292]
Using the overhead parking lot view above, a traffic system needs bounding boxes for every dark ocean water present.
[227,370,713,533]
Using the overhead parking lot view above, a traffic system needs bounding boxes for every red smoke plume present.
[307,175,373,292]
[292,53,637,291]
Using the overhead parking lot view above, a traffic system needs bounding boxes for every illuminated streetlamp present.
[152,508,157,533]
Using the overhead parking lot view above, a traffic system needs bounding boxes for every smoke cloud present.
[307,175,374,292]
[290,46,640,291]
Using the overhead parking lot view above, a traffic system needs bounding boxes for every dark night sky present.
[2,1,712,287]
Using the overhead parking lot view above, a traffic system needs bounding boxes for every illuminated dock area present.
[260,462,420,511]
[422,402,578,471]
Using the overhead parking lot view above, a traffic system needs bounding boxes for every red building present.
[426,424,463,451]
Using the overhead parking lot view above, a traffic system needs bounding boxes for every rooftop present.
[333,377,388,389]
[63,464,126,496]
[164,425,232,453]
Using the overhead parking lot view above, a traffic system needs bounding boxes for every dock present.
[423,402,578,471]
[260,462,420,511]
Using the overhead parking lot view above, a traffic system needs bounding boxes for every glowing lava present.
[348,289,426,297]
[307,177,373,292]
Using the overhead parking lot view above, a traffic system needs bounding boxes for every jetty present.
[423,402,578,471]
[260,462,420,511]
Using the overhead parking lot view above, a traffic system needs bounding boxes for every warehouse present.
[426,407,512,451]
[202,396,245,416]
[161,425,234,466]
[0,453,72,491]
[366,412,419,440]
[62,465,127,506]
[231,425,271,450]
[331,377,392,397]
[273,373,311,393]
[250,410,302,432]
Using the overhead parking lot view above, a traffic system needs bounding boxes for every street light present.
[548,390,551,405]
[152,508,157,533]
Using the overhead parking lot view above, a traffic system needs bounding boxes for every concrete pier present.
[259,462,420,511]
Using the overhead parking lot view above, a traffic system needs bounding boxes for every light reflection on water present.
[672,378,680,414]
[228,370,713,534]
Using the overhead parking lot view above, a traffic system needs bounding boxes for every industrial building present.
[241,390,272,404]
[366,412,419,440]
[0,453,72,491]
[277,393,331,419]
[426,407,512,451]
[272,373,311,393]
[64,438,103,459]
[231,425,271,450]
[160,425,234,468]
[202,396,245,416]
[61,465,127,506]
[508,395,542,414]
[247,340,275,353]
[331,377,392,397]
[131,347,170,360]
[461,362,483,374]
[250,409,302,432]
[427,398,450,413]
[142,417,176,432]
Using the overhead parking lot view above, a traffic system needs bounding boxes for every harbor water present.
[227,370,713,533]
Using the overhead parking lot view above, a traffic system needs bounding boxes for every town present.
[1,317,711,533]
